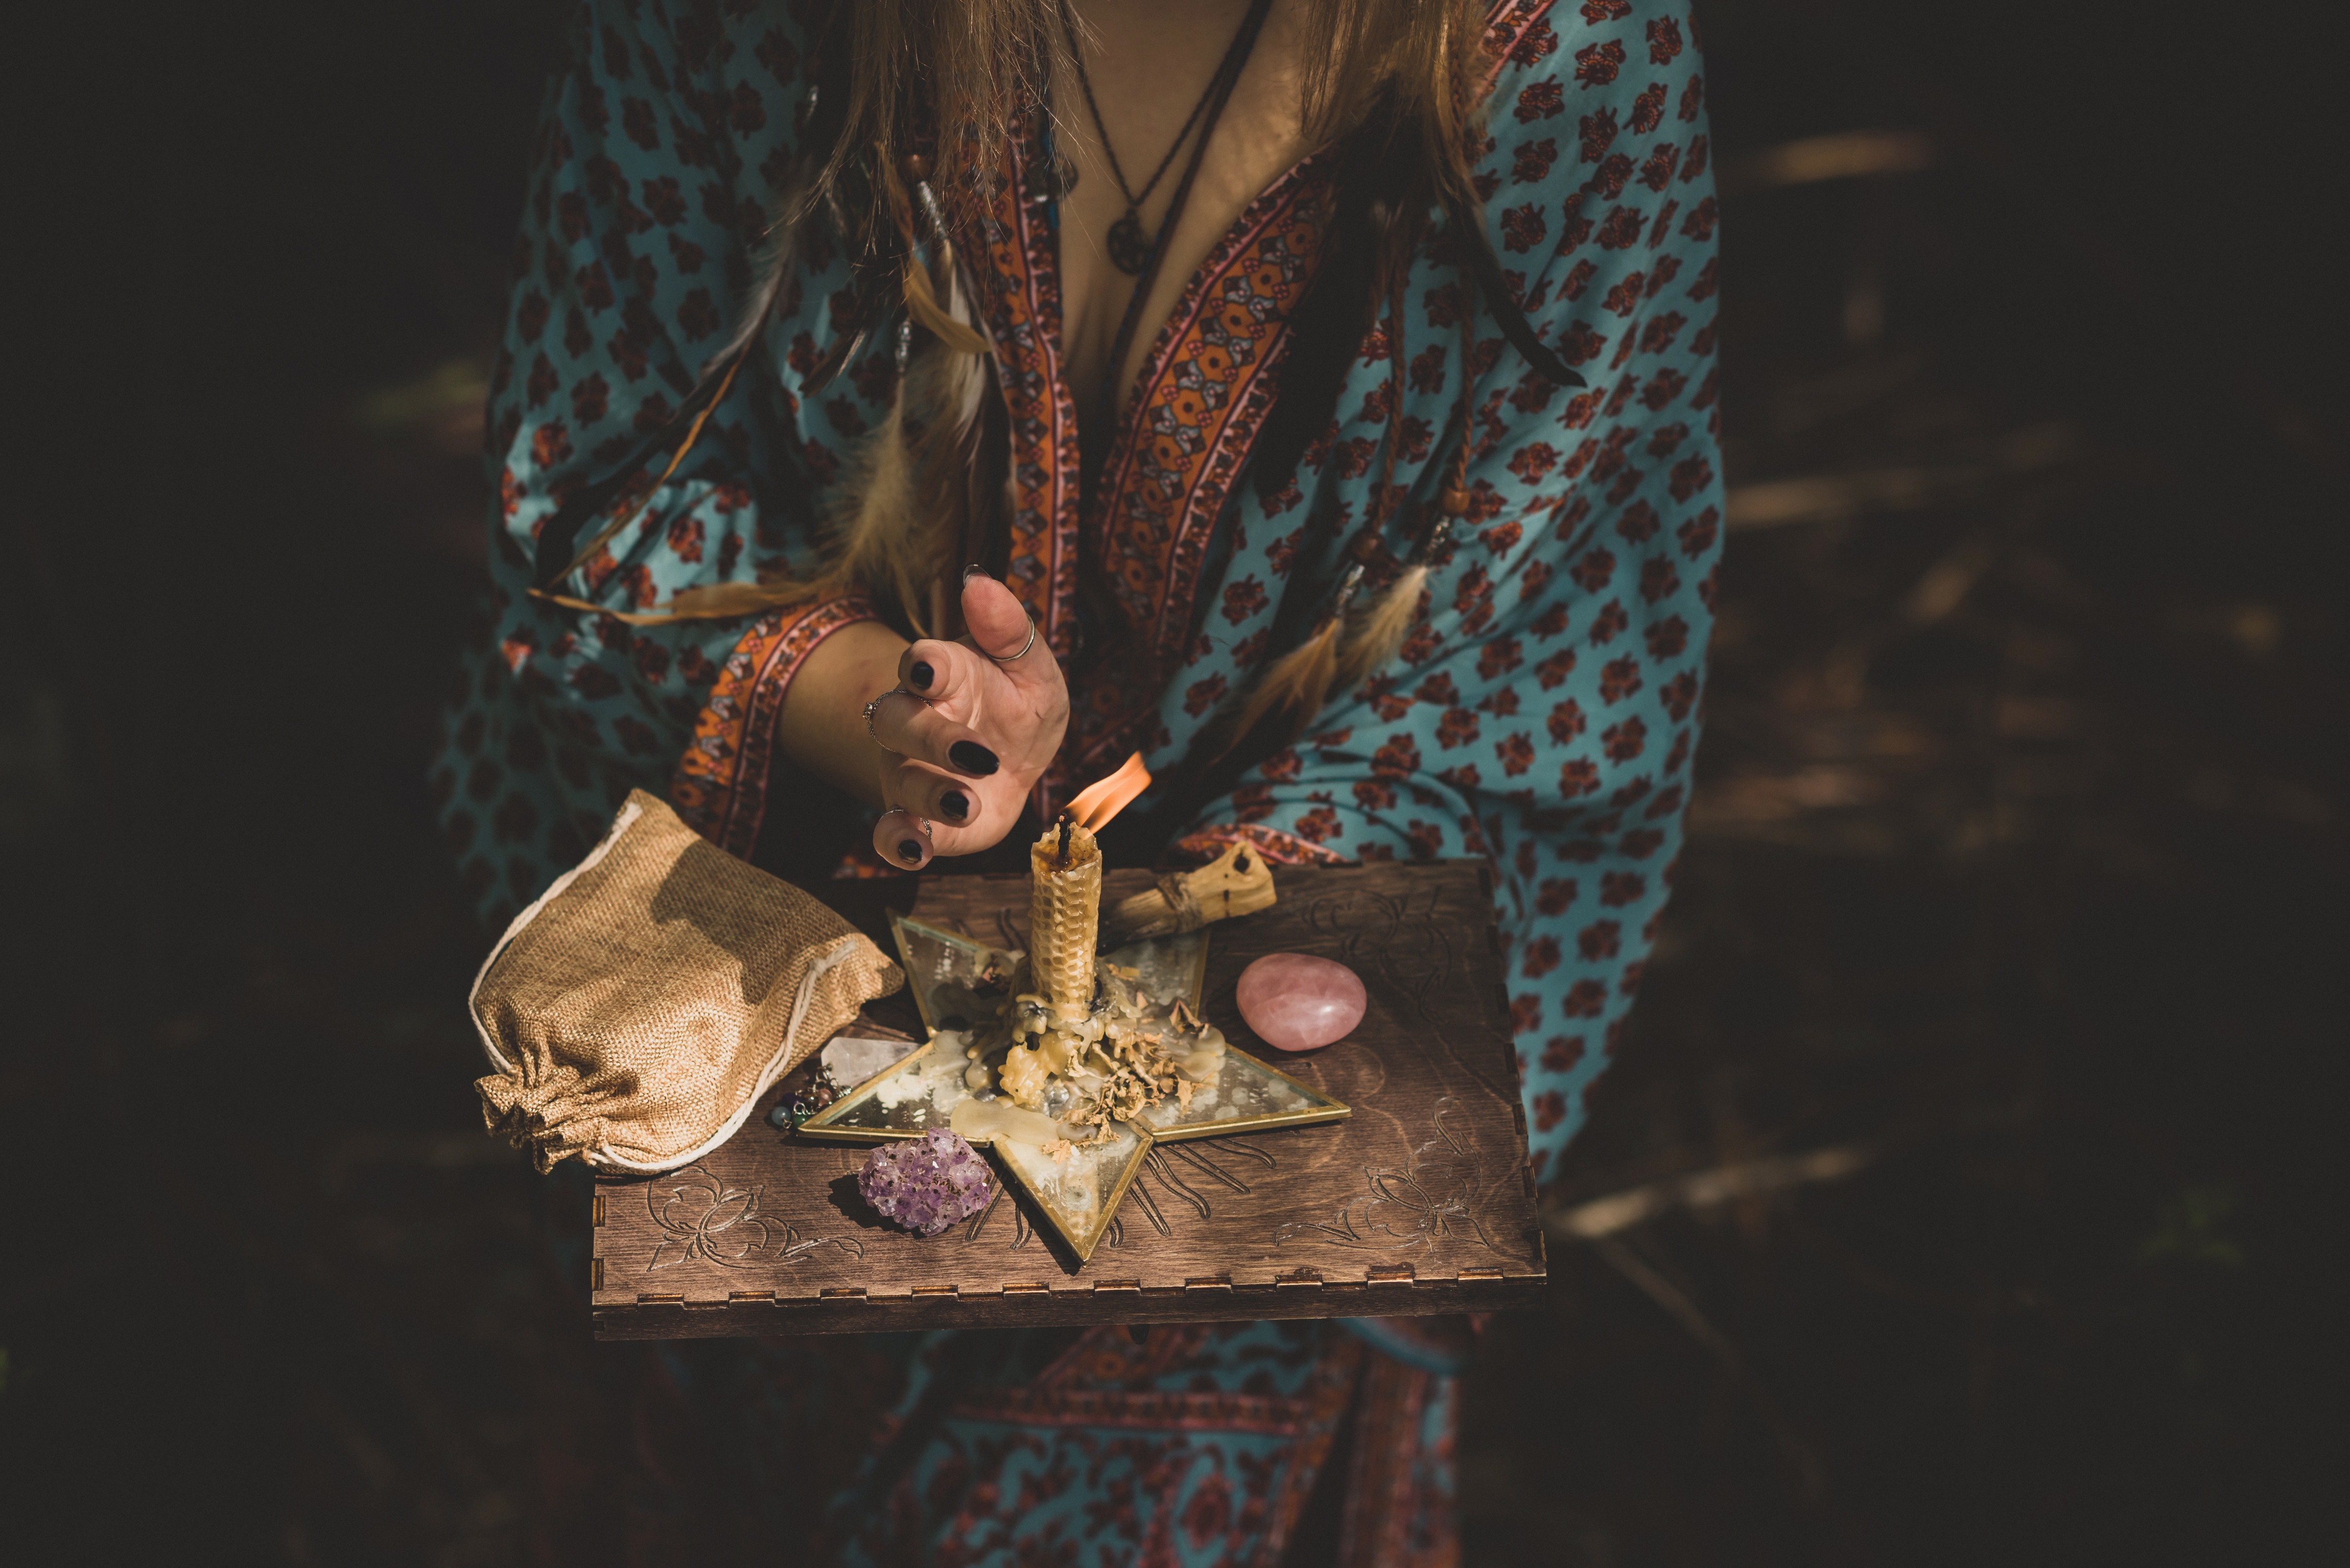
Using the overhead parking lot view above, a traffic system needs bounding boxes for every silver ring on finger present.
[885,807,935,841]
[863,687,917,753]
[986,618,1038,663]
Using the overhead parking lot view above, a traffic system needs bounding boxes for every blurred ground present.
[4,2,2341,1563]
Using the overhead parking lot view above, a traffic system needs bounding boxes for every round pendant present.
[1107,211,1154,275]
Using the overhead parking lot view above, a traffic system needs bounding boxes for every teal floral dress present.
[436,2,1721,1560]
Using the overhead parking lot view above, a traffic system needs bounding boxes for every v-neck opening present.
[1040,146,1336,523]
[943,0,1545,801]
[959,100,1346,777]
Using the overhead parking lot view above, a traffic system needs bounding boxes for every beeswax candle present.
[1028,818,1101,1020]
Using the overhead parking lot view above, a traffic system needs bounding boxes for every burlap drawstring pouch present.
[470,789,902,1174]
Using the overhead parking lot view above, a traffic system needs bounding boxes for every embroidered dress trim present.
[948,1385,1329,1435]
[1174,822,1357,868]
[979,134,1085,666]
[1090,156,1337,669]
[1335,1352,1460,1568]
[669,595,880,857]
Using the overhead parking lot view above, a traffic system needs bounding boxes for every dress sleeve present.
[434,0,888,925]
[1178,0,1724,1187]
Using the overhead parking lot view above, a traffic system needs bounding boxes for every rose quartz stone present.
[1235,954,1367,1052]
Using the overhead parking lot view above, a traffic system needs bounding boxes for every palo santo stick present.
[1099,840,1276,950]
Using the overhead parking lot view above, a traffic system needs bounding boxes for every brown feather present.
[1336,564,1425,686]
[660,579,816,619]
[607,315,982,629]
[903,254,990,356]
[829,375,932,631]
[824,273,993,631]
[709,173,820,381]
[1218,612,1345,759]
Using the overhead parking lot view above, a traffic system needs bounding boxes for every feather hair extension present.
[656,579,812,620]
[936,257,993,424]
[1332,262,1422,687]
[903,254,990,355]
[706,179,808,382]
[824,250,994,633]
[830,375,929,628]
[899,252,993,619]
[1336,563,1425,686]
[630,332,960,628]
[1447,191,1583,390]
[913,257,993,585]
[1249,128,1396,509]
[1221,610,1347,759]
[577,284,988,627]
[710,1,854,380]
[633,258,993,626]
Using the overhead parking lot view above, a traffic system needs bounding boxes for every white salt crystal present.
[824,1035,921,1088]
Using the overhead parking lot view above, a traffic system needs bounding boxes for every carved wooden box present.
[590,862,1545,1339]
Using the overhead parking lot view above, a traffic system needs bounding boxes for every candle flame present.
[1065,751,1153,832]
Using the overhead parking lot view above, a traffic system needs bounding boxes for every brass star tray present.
[794,916,1354,1260]
[589,862,1544,1338]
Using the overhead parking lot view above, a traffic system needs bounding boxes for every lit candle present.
[1028,817,1102,1024]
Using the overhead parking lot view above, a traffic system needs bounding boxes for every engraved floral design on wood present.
[1276,1099,1502,1255]
[1297,884,1466,1021]
[644,1166,864,1271]
[1121,1140,1276,1240]
[959,1138,1275,1249]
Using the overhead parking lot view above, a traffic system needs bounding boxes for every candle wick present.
[1056,817,1073,868]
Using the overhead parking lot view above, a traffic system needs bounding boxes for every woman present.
[437,0,1721,1558]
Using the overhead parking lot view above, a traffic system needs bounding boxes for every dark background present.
[5,1,2342,1562]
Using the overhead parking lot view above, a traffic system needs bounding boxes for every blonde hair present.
[621,2,1537,751]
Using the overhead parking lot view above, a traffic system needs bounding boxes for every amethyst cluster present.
[856,1129,994,1236]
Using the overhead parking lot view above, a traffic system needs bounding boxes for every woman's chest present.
[1050,0,1315,425]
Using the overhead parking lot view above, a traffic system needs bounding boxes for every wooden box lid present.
[590,861,1545,1339]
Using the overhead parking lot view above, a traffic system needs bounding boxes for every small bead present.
[901,151,931,183]
[1438,487,1471,517]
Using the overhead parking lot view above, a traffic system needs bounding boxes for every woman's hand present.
[868,570,1067,869]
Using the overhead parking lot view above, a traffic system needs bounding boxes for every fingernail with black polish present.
[910,660,934,690]
[898,839,924,863]
[962,563,989,584]
[939,789,970,821]
[948,741,999,775]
